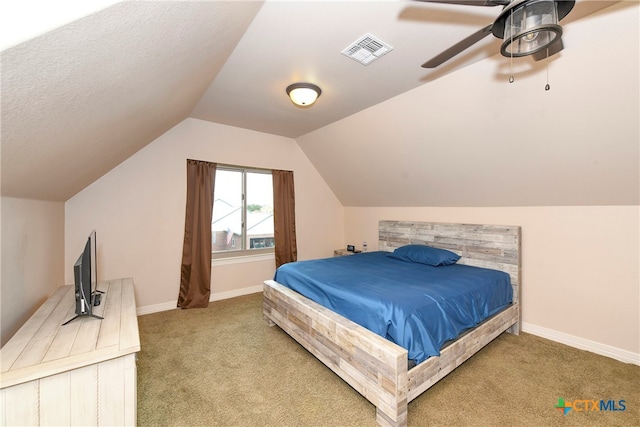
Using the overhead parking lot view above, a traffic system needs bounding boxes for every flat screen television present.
[62,230,103,325]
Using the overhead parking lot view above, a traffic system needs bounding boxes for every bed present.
[263,220,521,427]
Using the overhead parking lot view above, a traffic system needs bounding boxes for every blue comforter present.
[274,251,513,364]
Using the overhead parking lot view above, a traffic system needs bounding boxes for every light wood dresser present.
[0,278,140,426]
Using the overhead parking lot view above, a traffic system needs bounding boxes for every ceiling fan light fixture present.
[286,83,321,107]
[494,0,573,58]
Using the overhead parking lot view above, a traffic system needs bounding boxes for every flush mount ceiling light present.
[286,83,321,107]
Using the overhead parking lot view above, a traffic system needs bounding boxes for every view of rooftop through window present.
[212,167,274,253]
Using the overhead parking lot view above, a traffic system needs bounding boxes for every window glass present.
[212,167,274,255]
[246,171,274,249]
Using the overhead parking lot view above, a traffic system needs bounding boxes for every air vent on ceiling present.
[341,33,393,65]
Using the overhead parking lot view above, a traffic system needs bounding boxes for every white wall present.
[1,197,65,346]
[343,206,639,363]
[65,118,344,310]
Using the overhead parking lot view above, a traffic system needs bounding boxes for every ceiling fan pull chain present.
[509,11,514,84]
[545,47,551,91]
[509,50,514,83]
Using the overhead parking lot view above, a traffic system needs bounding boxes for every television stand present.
[0,278,140,426]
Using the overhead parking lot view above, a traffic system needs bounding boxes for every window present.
[212,166,274,257]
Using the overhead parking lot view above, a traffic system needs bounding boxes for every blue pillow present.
[389,244,461,266]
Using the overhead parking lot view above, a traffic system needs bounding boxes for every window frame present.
[212,165,275,260]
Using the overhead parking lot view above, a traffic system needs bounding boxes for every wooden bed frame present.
[263,220,521,427]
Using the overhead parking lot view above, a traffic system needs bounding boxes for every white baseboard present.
[522,322,639,366]
[137,300,178,316]
[209,285,263,301]
[136,285,263,316]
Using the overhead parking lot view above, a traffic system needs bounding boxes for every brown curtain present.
[272,170,297,268]
[177,160,216,308]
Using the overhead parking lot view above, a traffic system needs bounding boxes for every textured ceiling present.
[1,1,263,201]
[0,0,630,203]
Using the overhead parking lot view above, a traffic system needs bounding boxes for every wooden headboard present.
[379,220,521,305]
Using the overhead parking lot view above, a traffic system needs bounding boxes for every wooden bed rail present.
[263,280,409,427]
[407,303,518,401]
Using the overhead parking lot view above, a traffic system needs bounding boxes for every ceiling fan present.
[418,0,575,68]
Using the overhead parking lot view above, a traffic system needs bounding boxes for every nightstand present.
[333,248,356,257]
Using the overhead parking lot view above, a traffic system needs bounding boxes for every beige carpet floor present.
[137,292,639,426]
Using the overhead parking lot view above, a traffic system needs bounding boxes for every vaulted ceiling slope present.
[1,0,635,205]
[1,1,264,201]
[295,2,639,207]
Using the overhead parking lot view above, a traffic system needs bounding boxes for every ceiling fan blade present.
[413,0,510,6]
[421,24,494,68]
[531,38,565,61]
